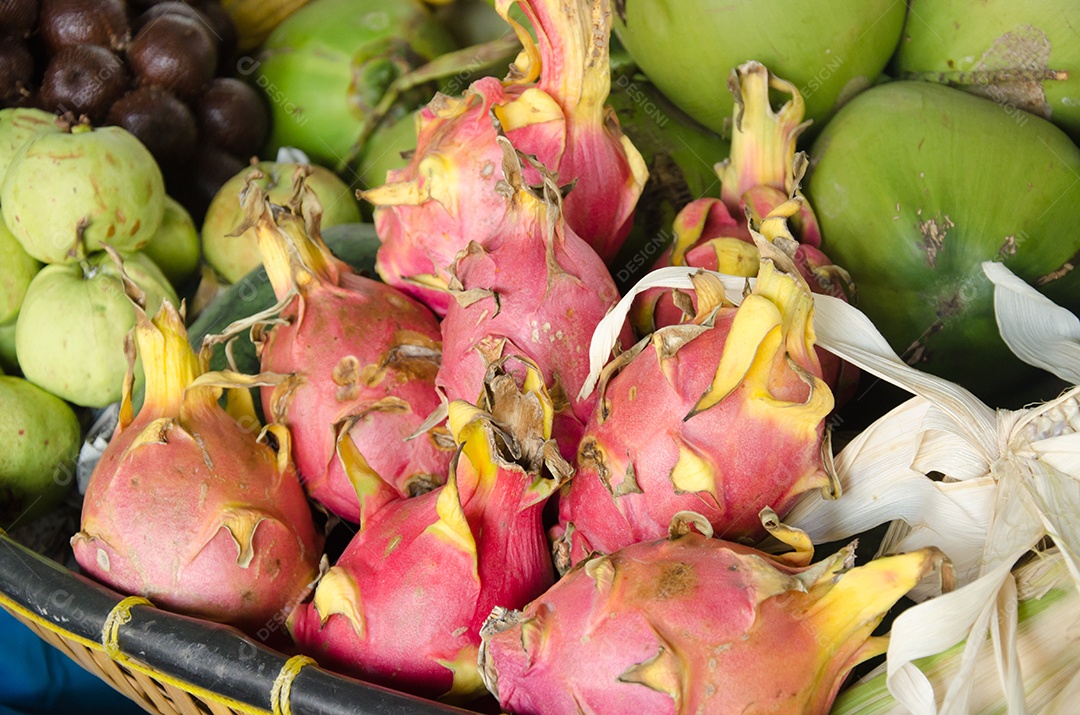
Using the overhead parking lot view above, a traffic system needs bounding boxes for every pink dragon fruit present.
[633,61,856,399]
[289,359,572,701]
[480,512,946,715]
[234,168,454,524]
[554,217,837,570]
[362,0,647,315]
[72,297,322,635]
[437,138,633,462]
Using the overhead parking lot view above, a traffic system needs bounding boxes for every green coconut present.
[201,161,362,283]
[251,0,457,169]
[1,123,165,264]
[612,0,907,136]
[806,80,1080,403]
[141,196,201,288]
[0,376,82,525]
[893,0,1080,144]
[0,208,41,325]
[16,251,178,408]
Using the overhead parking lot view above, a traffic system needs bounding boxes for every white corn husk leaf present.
[784,396,998,592]
[984,261,1080,384]
[787,261,1080,714]
[830,548,1080,715]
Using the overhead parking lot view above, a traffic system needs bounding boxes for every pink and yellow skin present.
[437,140,633,463]
[363,0,647,316]
[481,519,944,715]
[556,231,836,569]
[289,363,571,702]
[73,299,321,636]
[240,170,454,524]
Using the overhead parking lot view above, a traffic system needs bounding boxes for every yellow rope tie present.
[101,596,154,661]
[270,654,316,715]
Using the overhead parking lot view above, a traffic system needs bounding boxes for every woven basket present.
[0,529,476,715]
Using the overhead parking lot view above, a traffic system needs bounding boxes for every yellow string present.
[101,596,154,661]
[270,654,317,715]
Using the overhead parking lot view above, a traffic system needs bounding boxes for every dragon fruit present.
[289,359,572,701]
[634,62,856,399]
[437,138,632,462]
[232,168,454,524]
[639,62,848,314]
[71,297,322,635]
[362,0,647,315]
[480,512,947,715]
[554,213,836,570]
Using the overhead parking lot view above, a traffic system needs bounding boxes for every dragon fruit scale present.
[72,297,322,635]
[289,359,572,701]
[362,0,647,315]
[235,168,454,524]
[555,215,837,570]
[480,513,947,715]
[437,138,633,462]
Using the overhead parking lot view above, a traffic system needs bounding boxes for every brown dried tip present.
[668,511,714,539]
[288,164,327,243]
[101,244,147,310]
[228,169,270,238]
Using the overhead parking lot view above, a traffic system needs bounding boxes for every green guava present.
[0,108,61,187]
[0,322,16,375]
[0,376,82,525]
[201,161,362,283]
[1,124,165,264]
[0,208,41,325]
[141,196,201,288]
[16,251,178,408]
[356,111,417,195]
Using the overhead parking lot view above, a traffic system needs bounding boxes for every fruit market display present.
[1,0,1080,714]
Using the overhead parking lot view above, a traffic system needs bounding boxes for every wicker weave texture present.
[7,607,244,715]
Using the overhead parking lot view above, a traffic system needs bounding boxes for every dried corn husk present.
[831,548,1080,715]
[787,261,1080,714]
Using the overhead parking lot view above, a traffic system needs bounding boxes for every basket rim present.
[0,528,476,715]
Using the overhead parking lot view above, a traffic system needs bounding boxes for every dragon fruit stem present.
[236,168,340,300]
[717,61,811,213]
[133,300,201,418]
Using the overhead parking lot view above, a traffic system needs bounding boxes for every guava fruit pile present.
[3,1,1080,714]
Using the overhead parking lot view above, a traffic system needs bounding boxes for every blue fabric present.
[0,609,145,715]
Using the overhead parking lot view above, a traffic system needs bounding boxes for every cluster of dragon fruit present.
[72,0,946,712]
